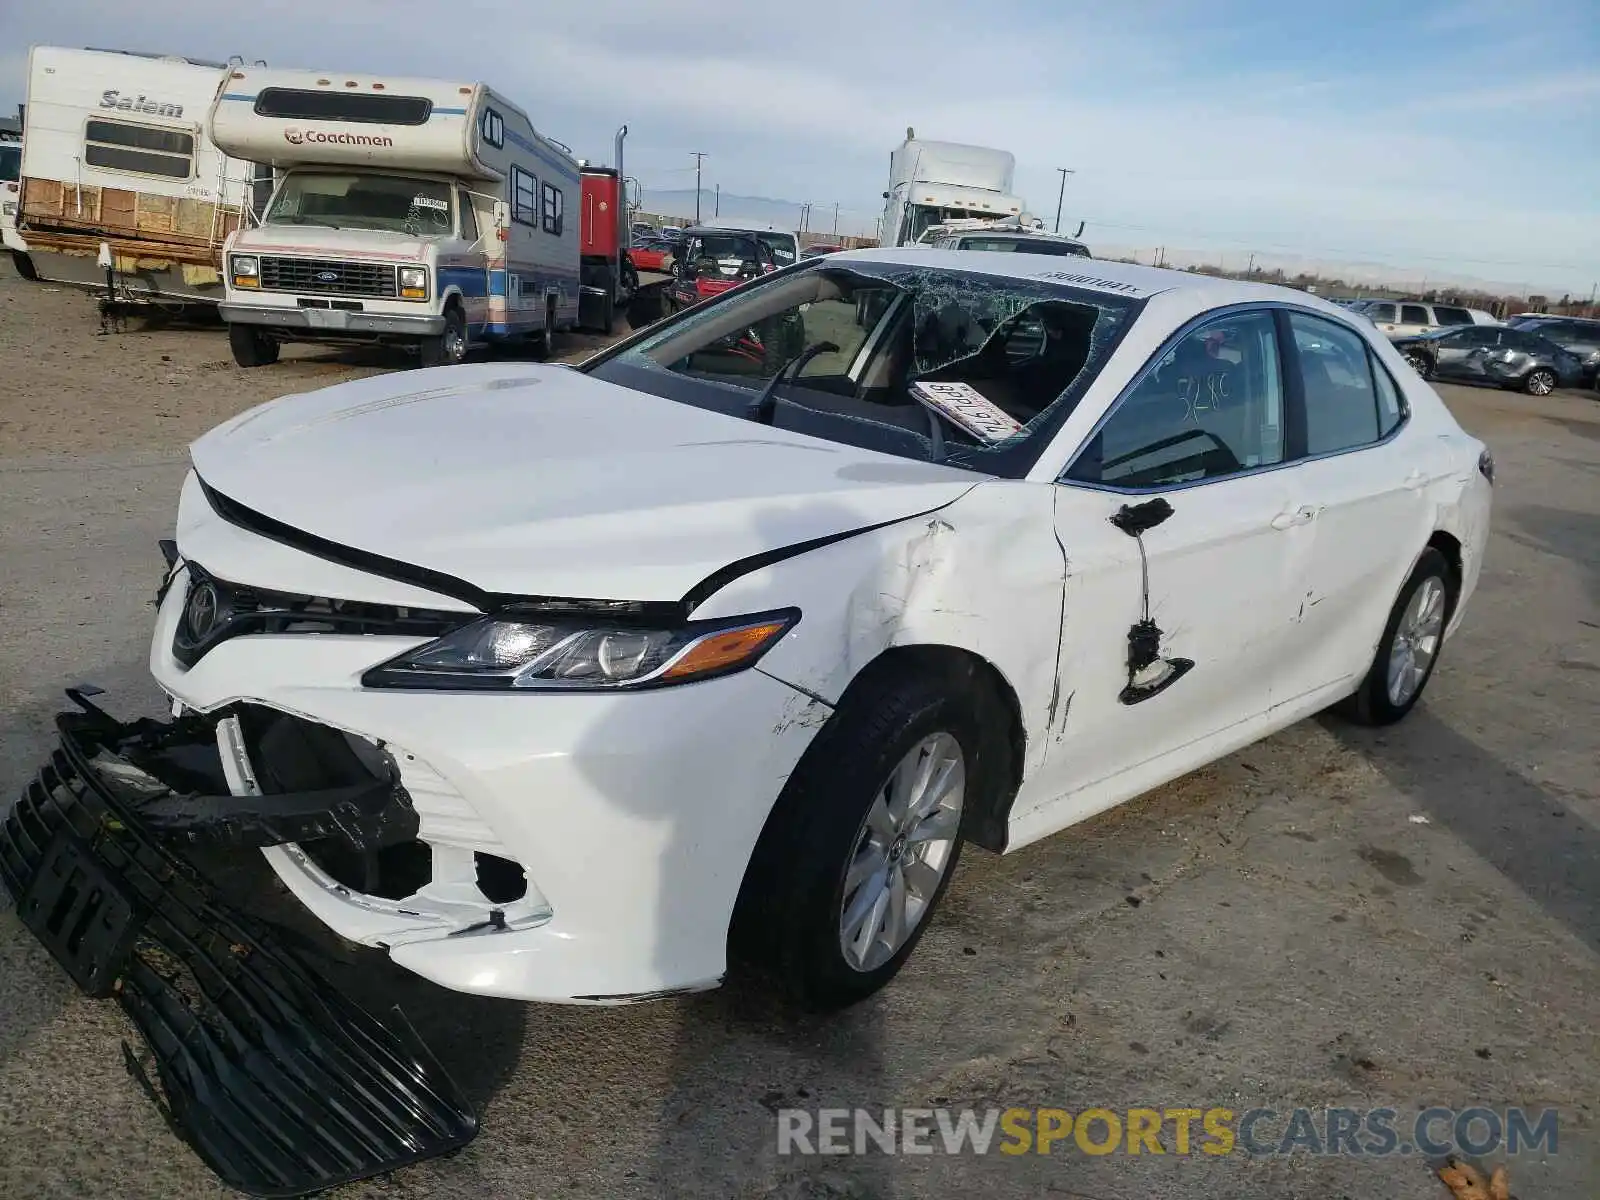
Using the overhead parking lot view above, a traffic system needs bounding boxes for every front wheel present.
[1336,546,1457,726]
[228,323,279,368]
[731,667,987,1010]
[1522,367,1556,396]
[1403,350,1432,379]
[418,305,467,369]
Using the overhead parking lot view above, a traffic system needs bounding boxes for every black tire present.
[1522,367,1556,396]
[1403,350,1433,380]
[1336,547,1457,726]
[10,251,38,281]
[228,323,279,368]
[731,662,1001,1010]
[418,304,466,369]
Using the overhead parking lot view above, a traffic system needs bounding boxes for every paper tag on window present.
[411,195,448,212]
[910,381,1023,443]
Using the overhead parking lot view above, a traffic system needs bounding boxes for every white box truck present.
[12,47,265,307]
[209,67,580,368]
[879,128,1030,247]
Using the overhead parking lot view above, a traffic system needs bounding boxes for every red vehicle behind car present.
[628,238,675,273]
[666,229,779,309]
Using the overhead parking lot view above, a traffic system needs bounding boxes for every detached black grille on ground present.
[0,693,479,1199]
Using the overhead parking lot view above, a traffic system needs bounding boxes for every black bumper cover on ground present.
[0,695,479,1198]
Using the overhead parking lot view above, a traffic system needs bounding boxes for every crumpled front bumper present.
[1,692,478,1198]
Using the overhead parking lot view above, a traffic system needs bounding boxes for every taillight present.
[1478,449,1495,485]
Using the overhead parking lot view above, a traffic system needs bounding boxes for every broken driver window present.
[589,262,1140,479]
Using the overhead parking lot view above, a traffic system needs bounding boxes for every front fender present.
[691,481,1067,776]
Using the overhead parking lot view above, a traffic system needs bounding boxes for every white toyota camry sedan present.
[146,250,1492,1010]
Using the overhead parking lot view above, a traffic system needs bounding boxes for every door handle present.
[1270,504,1320,530]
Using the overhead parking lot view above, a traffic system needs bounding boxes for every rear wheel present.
[418,304,466,369]
[1522,367,1556,396]
[1403,349,1432,379]
[1336,547,1457,726]
[227,323,279,368]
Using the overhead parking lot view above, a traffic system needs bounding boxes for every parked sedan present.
[14,251,1490,1021]
[626,237,676,273]
[1505,315,1600,385]
[1394,324,1582,395]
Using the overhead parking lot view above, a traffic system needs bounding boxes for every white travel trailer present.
[14,47,264,305]
[880,129,1029,248]
[210,67,581,368]
[1,113,23,263]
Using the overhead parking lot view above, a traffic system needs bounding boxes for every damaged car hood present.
[188,363,982,605]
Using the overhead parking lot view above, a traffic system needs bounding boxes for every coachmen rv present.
[209,67,581,368]
[14,47,266,306]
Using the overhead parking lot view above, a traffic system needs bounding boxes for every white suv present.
[1355,300,1494,340]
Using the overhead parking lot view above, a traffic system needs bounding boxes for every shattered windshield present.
[584,260,1141,478]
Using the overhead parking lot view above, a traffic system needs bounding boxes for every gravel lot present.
[1,269,1597,1199]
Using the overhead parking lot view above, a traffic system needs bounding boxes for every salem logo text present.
[282,128,394,148]
[100,89,182,119]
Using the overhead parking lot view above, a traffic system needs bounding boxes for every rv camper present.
[14,47,264,306]
[210,67,580,368]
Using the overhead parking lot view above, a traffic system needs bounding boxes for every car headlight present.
[362,609,799,691]
[232,255,259,277]
[398,266,428,298]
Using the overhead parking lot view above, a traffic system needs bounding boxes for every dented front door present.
[1019,472,1303,837]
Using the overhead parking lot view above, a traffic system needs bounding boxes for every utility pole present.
[1246,252,1256,278]
[1053,167,1074,233]
[832,202,839,235]
[714,183,720,217]
[691,151,708,223]
[799,202,811,232]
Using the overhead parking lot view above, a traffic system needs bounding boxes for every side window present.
[1067,310,1284,488]
[1291,312,1382,454]
[1433,305,1473,327]
[1401,304,1430,326]
[481,108,504,149]
[541,182,564,235]
[457,189,479,243]
[510,165,537,226]
[83,119,194,179]
[1366,302,1397,323]
[1373,357,1407,437]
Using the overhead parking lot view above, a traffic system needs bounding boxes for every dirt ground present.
[1,269,1597,1199]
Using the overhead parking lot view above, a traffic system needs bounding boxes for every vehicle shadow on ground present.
[1325,708,1600,957]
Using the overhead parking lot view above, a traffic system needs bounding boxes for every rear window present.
[1432,306,1473,327]
[253,88,433,125]
[0,144,19,183]
[1401,305,1430,325]
[960,237,1091,258]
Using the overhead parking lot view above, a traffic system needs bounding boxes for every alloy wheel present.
[837,732,966,973]
[1386,575,1446,706]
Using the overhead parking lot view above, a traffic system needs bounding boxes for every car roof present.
[819,246,1360,319]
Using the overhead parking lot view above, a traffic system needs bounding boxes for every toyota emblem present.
[184,580,221,640]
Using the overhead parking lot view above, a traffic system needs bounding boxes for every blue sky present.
[3,0,1597,293]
